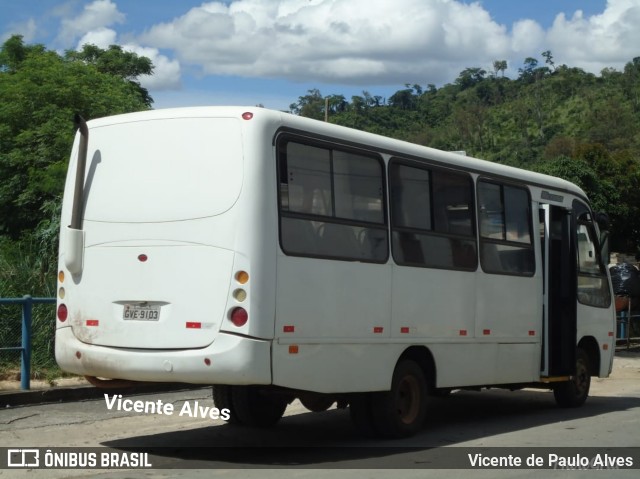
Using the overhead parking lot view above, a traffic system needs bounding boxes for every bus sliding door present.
[541,204,577,377]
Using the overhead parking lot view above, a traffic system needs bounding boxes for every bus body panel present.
[476,274,542,339]
[272,342,399,393]
[274,256,392,340]
[65,243,234,349]
[55,327,271,384]
[391,267,476,338]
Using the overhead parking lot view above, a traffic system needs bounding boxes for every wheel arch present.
[577,335,600,375]
[399,346,437,390]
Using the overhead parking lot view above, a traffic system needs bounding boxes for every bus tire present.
[212,385,240,424]
[370,359,428,438]
[553,348,591,408]
[231,386,287,427]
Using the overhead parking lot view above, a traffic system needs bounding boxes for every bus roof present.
[86,106,587,200]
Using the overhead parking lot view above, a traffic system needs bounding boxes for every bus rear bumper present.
[55,327,272,385]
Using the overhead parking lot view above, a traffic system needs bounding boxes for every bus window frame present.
[389,157,478,272]
[275,133,389,264]
[477,177,536,277]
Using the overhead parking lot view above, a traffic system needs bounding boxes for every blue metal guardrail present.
[0,296,56,390]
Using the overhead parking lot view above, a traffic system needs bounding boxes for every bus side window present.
[390,161,477,271]
[478,181,535,276]
[278,138,388,263]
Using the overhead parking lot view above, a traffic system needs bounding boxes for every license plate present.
[123,304,160,321]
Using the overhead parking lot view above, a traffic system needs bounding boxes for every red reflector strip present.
[400,327,410,334]
[186,322,201,329]
[373,327,384,333]
[86,319,99,327]
[483,329,491,335]
[529,330,536,336]
[459,330,468,336]
[608,331,614,337]
[283,325,295,333]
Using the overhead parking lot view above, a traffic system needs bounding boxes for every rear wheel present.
[554,348,591,408]
[231,386,288,427]
[211,385,239,424]
[370,359,428,438]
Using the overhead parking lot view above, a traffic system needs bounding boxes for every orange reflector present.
[58,271,65,283]
[235,271,249,284]
[529,330,536,336]
[283,325,294,333]
[186,322,202,329]
[459,330,468,336]
[603,344,609,350]
[86,319,99,327]
[401,327,409,334]
[289,345,299,354]
[373,327,383,333]
[483,329,491,335]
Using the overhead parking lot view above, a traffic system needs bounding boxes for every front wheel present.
[370,359,428,438]
[553,348,591,408]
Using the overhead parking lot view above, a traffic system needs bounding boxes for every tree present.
[455,67,487,90]
[492,60,507,78]
[542,50,555,71]
[289,88,325,120]
[0,35,154,239]
[65,44,154,108]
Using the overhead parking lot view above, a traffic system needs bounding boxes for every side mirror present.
[595,212,610,231]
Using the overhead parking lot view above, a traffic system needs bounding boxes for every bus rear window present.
[82,118,243,223]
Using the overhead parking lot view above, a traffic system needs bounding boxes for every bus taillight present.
[57,304,68,322]
[230,307,248,327]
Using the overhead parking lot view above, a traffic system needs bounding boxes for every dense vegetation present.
[0,35,152,378]
[0,37,639,376]
[291,53,640,253]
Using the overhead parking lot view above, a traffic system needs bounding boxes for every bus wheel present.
[370,359,428,438]
[231,386,287,427]
[212,385,240,424]
[553,348,591,408]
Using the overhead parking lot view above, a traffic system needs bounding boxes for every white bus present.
[56,106,615,438]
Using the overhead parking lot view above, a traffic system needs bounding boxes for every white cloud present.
[46,0,640,95]
[139,0,513,85]
[547,0,640,72]
[76,27,118,49]
[58,0,125,45]
[54,0,181,91]
[2,18,38,43]
[122,43,182,90]
[132,0,640,86]
[511,19,545,56]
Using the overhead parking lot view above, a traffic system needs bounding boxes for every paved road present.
[1,351,639,478]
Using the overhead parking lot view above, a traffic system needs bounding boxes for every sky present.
[1,0,639,111]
